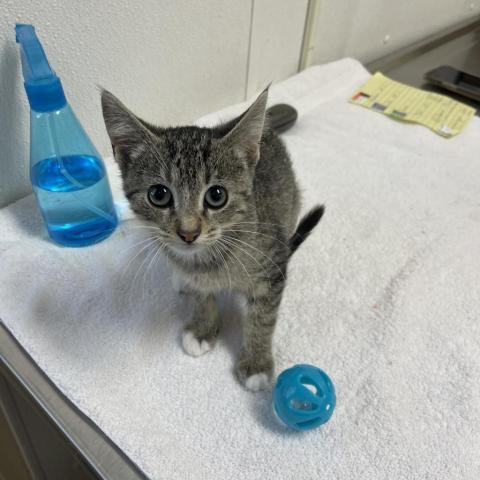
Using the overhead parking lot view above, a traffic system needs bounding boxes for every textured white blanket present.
[1,59,480,479]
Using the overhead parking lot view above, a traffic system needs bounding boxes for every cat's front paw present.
[235,354,273,392]
[182,330,213,357]
[245,373,271,392]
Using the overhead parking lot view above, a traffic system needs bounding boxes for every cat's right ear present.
[101,90,150,167]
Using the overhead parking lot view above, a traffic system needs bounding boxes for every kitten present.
[101,88,324,391]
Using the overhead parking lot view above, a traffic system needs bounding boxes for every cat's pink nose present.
[177,228,200,244]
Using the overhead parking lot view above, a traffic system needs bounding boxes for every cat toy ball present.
[273,364,336,430]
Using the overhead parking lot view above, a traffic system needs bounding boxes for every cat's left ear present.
[221,87,269,166]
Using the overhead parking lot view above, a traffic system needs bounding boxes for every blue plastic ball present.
[273,364,336,430]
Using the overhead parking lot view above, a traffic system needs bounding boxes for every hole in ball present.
[300,375,324,397]
[289,398,318,411]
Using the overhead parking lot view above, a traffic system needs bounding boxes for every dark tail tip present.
[290,205,325,254]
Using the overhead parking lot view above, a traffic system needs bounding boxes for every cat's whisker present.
[233,220,287,227]
[124,238,165,296]
[127,225,164,231]
[120,235,160,279]
[119,226,170,275]
[131,242,158,295]
[206,245,221,270]
[212,242,232,291]
[219,239,260,305]
[223,229,290,249]
[220,238,271,294]
[126,226,170,240]
[216,238,258,305]
[140,241,161,297]
[118,225,167,259]
[222,234,286,281]
[230,221,291,231]
[141,240,166,300]
[219,236,272,286]
[152,243,168,291]
[120,233,160,256]
[217,243,233,290]
[140,248,156,300]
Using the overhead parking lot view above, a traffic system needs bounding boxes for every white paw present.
[182,331,212,357]
[245,373,271,392]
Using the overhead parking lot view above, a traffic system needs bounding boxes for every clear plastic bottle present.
[16,24,118,247]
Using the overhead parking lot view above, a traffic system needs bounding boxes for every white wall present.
[246,0,308,97]
[308,0,480,65]
[0,0,307,207]
[1,0,478,207]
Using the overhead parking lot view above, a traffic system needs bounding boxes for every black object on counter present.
[267,104,298,133]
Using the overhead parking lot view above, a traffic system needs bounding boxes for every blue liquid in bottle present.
[31,154,118,247]
[16,24,118,247]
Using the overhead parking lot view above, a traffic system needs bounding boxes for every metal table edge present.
[0,320,149,480]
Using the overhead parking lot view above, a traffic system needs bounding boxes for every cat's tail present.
[289,205,325,255]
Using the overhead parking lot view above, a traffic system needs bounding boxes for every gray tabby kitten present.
[101,88,323,391]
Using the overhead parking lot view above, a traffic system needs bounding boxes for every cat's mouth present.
[167,241,208,257]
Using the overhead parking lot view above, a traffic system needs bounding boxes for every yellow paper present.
[350,72,475,138]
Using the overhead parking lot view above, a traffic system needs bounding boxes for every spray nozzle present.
[15,24,66,112]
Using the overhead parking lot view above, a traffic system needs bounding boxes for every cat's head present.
[101,89,268,261]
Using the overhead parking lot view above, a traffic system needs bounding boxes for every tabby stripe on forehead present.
[203,171,210,185]
[166,138,177,159]
[166,167,172,184]
[202,138,213,185]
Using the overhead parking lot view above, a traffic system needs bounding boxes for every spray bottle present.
[15,24,118,247]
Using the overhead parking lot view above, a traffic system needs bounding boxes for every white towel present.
[1,58,480,480]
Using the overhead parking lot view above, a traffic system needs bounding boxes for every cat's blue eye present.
[204,186,228,209]
[148,184,173,208]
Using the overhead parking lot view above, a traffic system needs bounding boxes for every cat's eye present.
[204,186,228,209]
[148,185,173,208]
